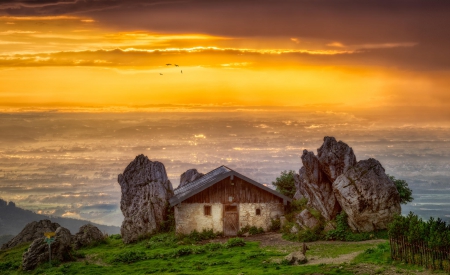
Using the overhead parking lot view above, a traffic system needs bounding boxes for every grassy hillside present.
[0,233,446,275]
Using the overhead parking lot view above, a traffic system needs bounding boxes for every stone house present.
[169,166,292,236]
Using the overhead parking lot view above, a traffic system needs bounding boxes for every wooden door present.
[223,205,239,236]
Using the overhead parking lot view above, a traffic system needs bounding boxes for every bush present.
[325,212,385,242]
[248,226,264,235]
[181,229,219,243]
[225,238,246,248]
[0,261,19,272]
[388,212,450,249]
[326,212,351,241]
[146,233,178,249]
[388,175,413,204]
[111,250,147,264]
[269,218,281,232]
[272,170,296,198]
[109,234,121,240]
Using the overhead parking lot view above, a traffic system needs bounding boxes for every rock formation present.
[72,224,105,250]
[295,209,320,229]
[22,226,72,270]
[1,220,60,250]
[333,158,401,232]
[317,136,357,182]
[295,150,341,220]
[178,168,204,189]
[285,251,307,265]
[118,154,174,243]
[294,136,401,232]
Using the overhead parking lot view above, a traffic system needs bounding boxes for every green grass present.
[308,241,386,259]
[0,234,444,275]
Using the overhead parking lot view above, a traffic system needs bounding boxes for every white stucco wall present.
[239,203,284,231]
[174,203,223,234]
[175,202,284,234]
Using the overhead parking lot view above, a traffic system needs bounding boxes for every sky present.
[0,0,449,122]
[0,1,449,228]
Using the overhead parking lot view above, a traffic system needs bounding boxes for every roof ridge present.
[173,165,231,195]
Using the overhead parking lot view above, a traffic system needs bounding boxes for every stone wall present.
[239,203,284,231]
[174,203,223,234]
[174,202,284,234]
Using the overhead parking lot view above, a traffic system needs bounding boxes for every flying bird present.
[166,64,172,66]
[160,73,163,75]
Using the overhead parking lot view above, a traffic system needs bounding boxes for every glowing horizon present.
[0,1,448,124]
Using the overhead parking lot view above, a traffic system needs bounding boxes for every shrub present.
[109,234,121,240]
[269,218,281,231]
[146,233,178,249]
[0,261,19,272]
[225,238,246,248]
[182,229,219,242]
[325,212,385,242]
[388,212,450,249]
[388,175,413,204]
[272,170,296,198]
[249,226,263,235]
[73,250,86,259]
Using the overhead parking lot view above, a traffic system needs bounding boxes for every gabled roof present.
[169,165,292,206]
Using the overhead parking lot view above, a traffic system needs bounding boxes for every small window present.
[204,205,211,216]
[256,208,261,215]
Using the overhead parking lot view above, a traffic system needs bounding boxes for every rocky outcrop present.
[72,224,104,250]
[22,226,72,270]
[178,169,204,189]
[296,209,320,229]
[333,158,401,232]
[294,136,402,232]
[295,150,341,220]
[285,251,307,265]
[118,154,174,243]
[1,220,60,250]
[317,136,357,182]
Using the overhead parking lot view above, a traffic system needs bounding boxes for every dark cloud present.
[0,0,186,15]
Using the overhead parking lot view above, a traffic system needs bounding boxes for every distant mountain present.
[0,199,120,244]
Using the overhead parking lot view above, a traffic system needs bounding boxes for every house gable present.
[169,166,292,206]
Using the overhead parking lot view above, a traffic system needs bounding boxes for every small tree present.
[272,170,296,198]
[389,175,413,204]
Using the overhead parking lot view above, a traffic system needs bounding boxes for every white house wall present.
[174,202,284,234]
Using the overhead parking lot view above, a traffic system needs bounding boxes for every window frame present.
[204,205,212,216]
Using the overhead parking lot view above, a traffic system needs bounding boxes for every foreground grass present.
[0,234,446,274]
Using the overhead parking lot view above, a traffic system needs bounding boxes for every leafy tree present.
[272,170,296,198]
[388,175,413,204]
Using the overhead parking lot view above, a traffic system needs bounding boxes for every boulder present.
[1,220,60,250]
[317,136,357,182]
[290,226,299,234]
[178,168,204,189]
[285,251,307,265]
[295,150,341,220]
[332,158,401,232]
[22,226,72,270]
[323,221,337,233]
[72,224,105,250]
[296,209,320,229]
[118,154,174,243]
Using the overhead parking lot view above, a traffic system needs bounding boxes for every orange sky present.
[0,1,449,123]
